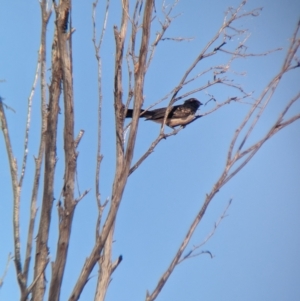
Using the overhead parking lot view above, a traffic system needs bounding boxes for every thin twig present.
[24,0,51,285]
[75,189,91,203]
[179,199,233,264]
[19,49,41,188]
[92,0,110,228]
[0,98,25,292]
[220,47,282,57]
[23,257,50,301]
[0,253,13,289]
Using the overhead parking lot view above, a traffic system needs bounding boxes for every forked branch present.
[145,18,300,301]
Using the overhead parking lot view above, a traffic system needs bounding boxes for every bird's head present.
[184,98,203,110]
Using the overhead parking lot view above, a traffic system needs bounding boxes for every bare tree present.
[0,0,299,300]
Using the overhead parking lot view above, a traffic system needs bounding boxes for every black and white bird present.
[125,98,202,128]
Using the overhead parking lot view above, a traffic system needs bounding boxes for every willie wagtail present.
[125,98,202,128]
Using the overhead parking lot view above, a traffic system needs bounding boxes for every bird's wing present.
[147,104,193,120]
[169,105,193,118]
[145,107,168,120]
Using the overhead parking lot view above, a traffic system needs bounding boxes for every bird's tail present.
[125,109,153,119]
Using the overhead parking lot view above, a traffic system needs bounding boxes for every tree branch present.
[69,2,155,300]
[48,1,78,300]
[32,2,62,300]
[24,2,51,284]
[145,10,300,301]
[0,99,25,292]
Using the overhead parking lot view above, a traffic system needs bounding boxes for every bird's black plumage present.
[126,98,202,128]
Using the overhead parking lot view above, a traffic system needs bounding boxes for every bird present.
[125,98,202,128]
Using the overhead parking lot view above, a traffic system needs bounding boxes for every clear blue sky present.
[0,0,299,301]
